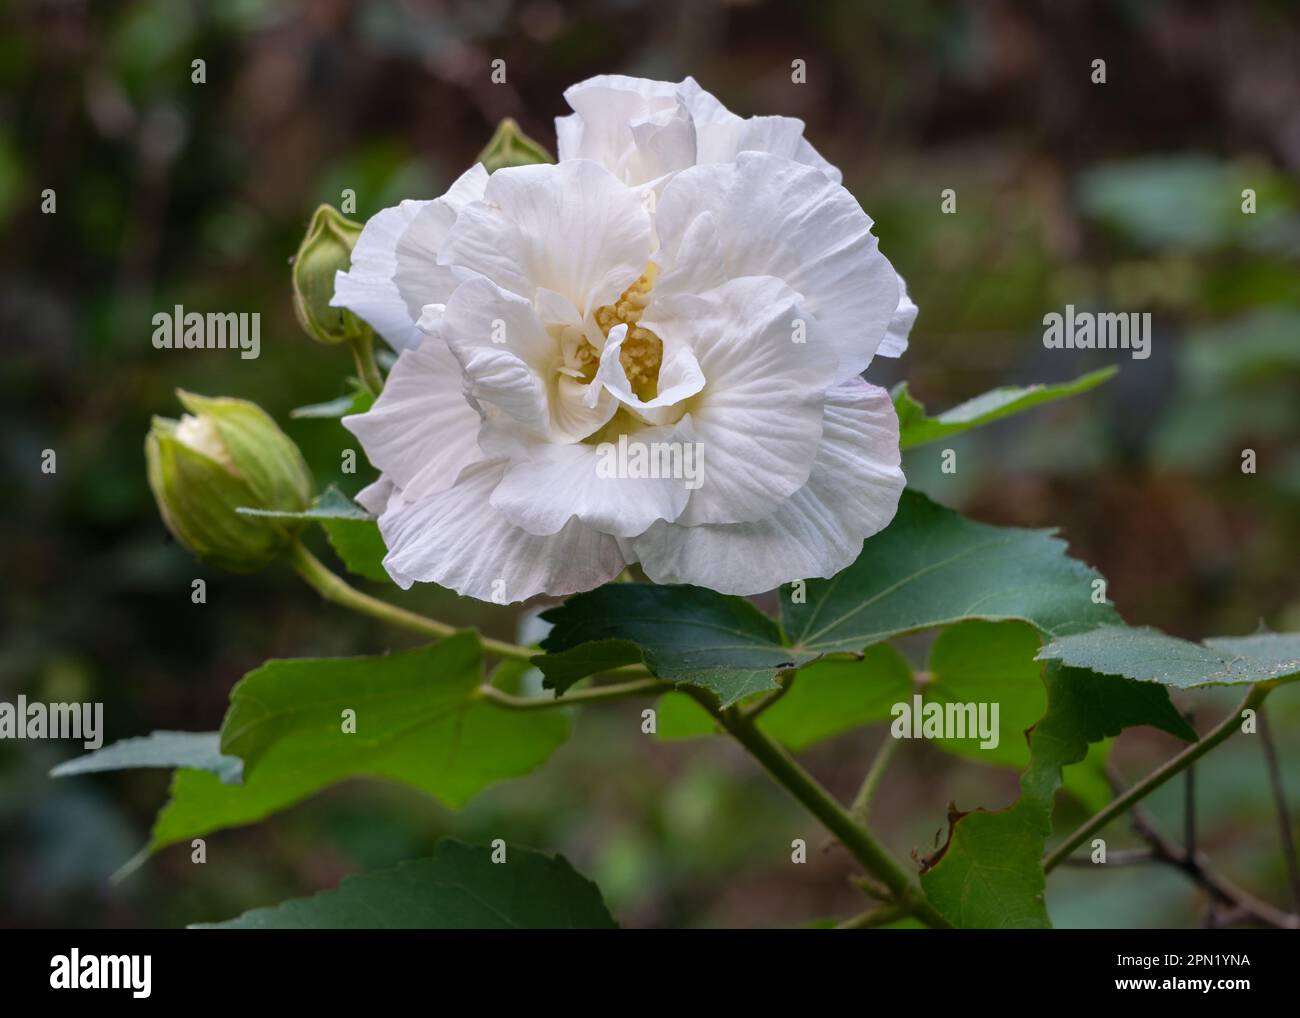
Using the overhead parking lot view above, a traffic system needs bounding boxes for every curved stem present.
[682,688,950,928]
[850,733,900,823]
[1044,684,1271,873]
[350,331,384,397]
[288,539,535,664]
[474,677,672,710]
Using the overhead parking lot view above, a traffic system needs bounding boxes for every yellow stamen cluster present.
[592,266,662,399]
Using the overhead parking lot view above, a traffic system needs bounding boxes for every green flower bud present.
[477,118,554,173]
[146,391,314,573]
[292,204,371,346]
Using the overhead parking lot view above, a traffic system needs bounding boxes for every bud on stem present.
[146,391,314,573]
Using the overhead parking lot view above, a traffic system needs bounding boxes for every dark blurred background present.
[2,0,1298,929]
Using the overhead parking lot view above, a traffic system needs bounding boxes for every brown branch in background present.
[1088,762,1300,929]
[1257,706,1300,911]
[1125,804,1299,930]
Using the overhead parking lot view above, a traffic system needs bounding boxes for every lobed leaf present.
[193,838,615,929]
[920,665,1196,928]
[51,731,242,784]
[536,584,816,707]
[781,490,1119,654]
[148,634,569,852]
[1038,626,1300,688]
[893,368,1115,450]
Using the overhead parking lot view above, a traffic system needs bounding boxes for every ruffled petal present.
[489,414,698,537]
[632,379,904,594]
[331,164,488,351]
[342,334,484,500]
[654,152,898,383]
[641,275,838,526]
[556,75,840,185]
[878,272,917,358]
[375,462,628,601]
[438,159,652,316]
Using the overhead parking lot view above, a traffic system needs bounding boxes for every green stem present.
[350,331,384,397]
[850,733,900,823]
[683,688,950,928]
[288,539,535,664]
[1044,684,1271,873]
[474,677,672,710]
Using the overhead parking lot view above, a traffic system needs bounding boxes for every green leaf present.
[236,484,390,581]
[1061,739,1114,815]
[1038,627,1300,688]
[193,838,616,929]
[893,368,1115,450]
[236,484,370,521]
[653,690,722,740]
[320,515,389,583]
[149,634,569,852]
[757,644,912,751]
[290,383,375,419]
[535,584,816,707]
[924,621,1045,768]
[51,731,242,784]
[782,490,1119,654]
[659,623,1047,769]
[920,664,1196,928]
[653,644,913,746]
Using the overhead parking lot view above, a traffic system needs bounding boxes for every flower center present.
[590,266,663,400]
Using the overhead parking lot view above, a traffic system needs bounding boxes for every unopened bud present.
[146,391,313,572]
[293,204,370,346]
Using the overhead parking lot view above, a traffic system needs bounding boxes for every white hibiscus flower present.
[333,76,912,603]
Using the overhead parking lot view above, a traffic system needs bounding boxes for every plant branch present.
[474,677,672,710]
[288,540,535,664]
[681,687,950,929]
[1257,705,1300,910]
[1127,804,1299,929]
[349,331,384,397]
[1044,684,1271,874]
[850,733,900,823]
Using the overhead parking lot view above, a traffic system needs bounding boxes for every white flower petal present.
[695,113,842,184]
[354,478,393,516]
[440,276,557,374]
[878,272,917,358]
[376,462,628,601]
[459,346,551,432]
[331,164,488,351]
[642,275,838,526]
[632,379,904,594]
[342,335,483,500]
[654,152,899,383]
[556,75,839,185]
[489,415,697,537]
[556,75,687,172]
[438,160,652,315]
